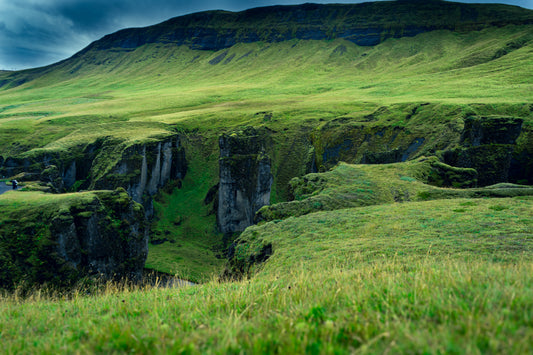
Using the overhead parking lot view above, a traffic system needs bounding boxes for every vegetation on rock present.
[0,189,147,290]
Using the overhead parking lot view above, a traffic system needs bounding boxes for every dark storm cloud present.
[0,0,532,70]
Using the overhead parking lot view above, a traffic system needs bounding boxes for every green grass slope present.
[0,4,532,280]
[255,157,533,222]
[0,25,531,156]
[1,196,531,354]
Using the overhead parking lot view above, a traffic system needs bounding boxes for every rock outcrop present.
[0,137,107,190]
[443,116,523,186]
[0,189,148,289]
[218,127,273,234]
[0,134,187,218]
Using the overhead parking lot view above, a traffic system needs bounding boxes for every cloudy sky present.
[1,0,531,70]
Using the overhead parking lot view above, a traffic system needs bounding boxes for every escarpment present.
[0,134,188,217]
[92,135,187,218]
[81,2,533,54]
[0,189,148,289]
[308,113,532,187]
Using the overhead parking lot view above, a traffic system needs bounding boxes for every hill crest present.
[80,1,532,54]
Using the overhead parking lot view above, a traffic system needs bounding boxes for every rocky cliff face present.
[92,135,187,218]
[218,127,273,234]
[0,137,106,191]
[0,189,148,289]
[307,112,531,187]
[443,116,524,186]
[0,134,187,218]
[80,2,532,54]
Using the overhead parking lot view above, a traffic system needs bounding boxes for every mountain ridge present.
[1,0,532,79]
[80,1,533,53]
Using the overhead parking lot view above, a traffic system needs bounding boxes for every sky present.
[1,0,532,70]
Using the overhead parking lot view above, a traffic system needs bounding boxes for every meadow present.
[0,196,531,354]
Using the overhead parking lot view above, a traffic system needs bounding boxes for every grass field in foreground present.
[1,196,531,354]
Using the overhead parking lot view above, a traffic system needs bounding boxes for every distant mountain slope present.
[83,0,533,52]
[0,1,531,90]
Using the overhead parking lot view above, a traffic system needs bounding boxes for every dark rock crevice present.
[442,116,524,186]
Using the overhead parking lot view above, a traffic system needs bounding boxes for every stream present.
[0,182,14,195]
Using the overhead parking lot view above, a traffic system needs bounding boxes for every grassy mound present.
[256,157,533,222]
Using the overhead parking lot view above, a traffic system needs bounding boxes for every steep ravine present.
[1,114,531,231]
[0,111,531,283]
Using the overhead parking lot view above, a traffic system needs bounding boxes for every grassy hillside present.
[0,25,532,153]
[1,21,532,279]
[1,196,531,353]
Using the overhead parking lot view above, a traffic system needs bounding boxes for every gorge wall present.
[442,116,525,186]
[0,189,148,289]
[0,111,531,288]
[0,134,187,218]
[92,135,187,218]
[218,127,273,234]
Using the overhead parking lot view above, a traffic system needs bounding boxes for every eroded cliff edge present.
[0,188,148,289]
[0,108,531,282]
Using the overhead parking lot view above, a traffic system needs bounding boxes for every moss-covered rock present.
[443,116,524,186]
[255,157,533,223]
[40,165,64,192]
[218,127,273,234]
[427,160,478,188]
[0,188,148,290]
